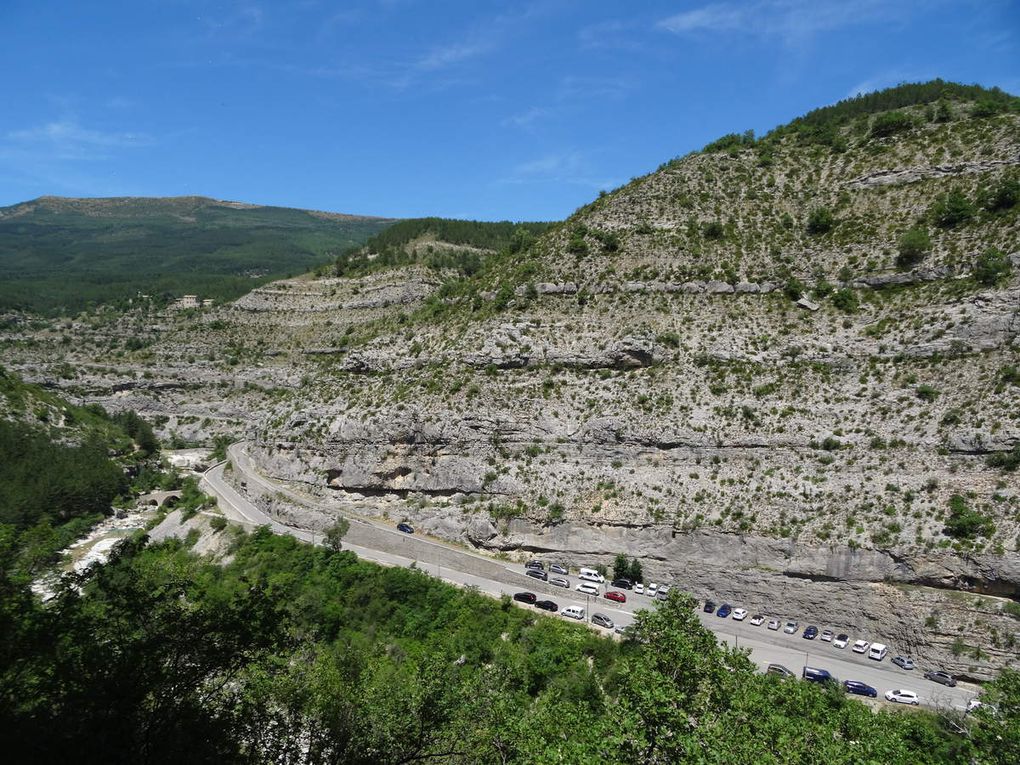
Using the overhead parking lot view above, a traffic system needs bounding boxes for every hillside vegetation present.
[0,196,393,315]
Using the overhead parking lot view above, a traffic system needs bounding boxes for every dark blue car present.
[717,604,732,618]
[843,680,878,698]
[803,626,819,640]
[703,601,716,613]
[397,522,414,534]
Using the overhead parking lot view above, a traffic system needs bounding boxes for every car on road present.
[703,600,716,613]
[525,560,545,571]
[647,583,659,597]
[513,592,537,604]
[534,600,559,612]
[924,670,957,687]
[592,613,615,629]
[869,643,888,661]
[732,608,748,621]
[892,656,915,670]
[397,522,414,534]
[767,619,780,631]
[717,604,732,618]
[550,563,568,575]
[803,626,819,640]
[783,621,799,634]
[549,576,570,589]
[766,664,795,678]
[833,634,850,649]
[611,578,633,590]
[802,667,837,685]
[635,583,645,595]
[844,680,878,698]
[605,590,626,603]
[852,640,870,654]
[749,614,765,626]
[576,582,600,596]
[560,606,585,620]
[526,569,548,582]
[656,585,670,600]
[820,629,834,642]
[885,689,919,705]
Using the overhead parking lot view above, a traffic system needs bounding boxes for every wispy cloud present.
[658,0,921,44]
[415,41,491,72]
[6,119,153,161]
[501,150,618,190]
[501,106,553,129]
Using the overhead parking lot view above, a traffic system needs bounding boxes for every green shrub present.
[896,226,931,268]
[831,288,859,313]
[806,207,835,235]
[987,444,1020,472]
[783,277,805,300]
[982,177,1020,213]
[915,384,939,402]
[209,515,228,532]
[702,221,725,240]
[930,189,975,228]
[870,110,915,138]
[944,494,995,539]
[973,247,1012,286]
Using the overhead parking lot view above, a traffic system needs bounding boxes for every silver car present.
[549,576,570,589]
[592,613,614,629]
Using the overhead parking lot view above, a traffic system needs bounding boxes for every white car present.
[647,583,659,597]
[634,583,644,595]
[852,639,870,654]
[576,582,600,596]
[833,634,850,649]
[783,621,799,634]
[767,619,780,631]
[885,689,919,706]
[749,614,765,626]
[731,608,748,621]
[820,629,834,642]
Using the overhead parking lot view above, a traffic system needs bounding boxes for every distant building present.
[201,298,215,307]
[171,295,200,310]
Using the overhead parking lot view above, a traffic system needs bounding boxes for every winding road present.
[201,443,981,712]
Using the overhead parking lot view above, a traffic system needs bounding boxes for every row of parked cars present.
[523,561,673,601]
[512,591,617,630]
[766,664,928,705]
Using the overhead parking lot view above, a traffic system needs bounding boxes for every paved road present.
[201,445,980,712]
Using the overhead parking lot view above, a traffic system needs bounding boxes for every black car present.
[803,626,819,640]
[611,578,633,590]
[843,680,878,698]
[397,522,414,534]
[534,600,559,612]
[924,670,957,687]
[513,592,537,604]
[525,560,545,571]
[703,600,717,614]
[525,569,548,582]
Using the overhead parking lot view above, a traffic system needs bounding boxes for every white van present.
[560,605,585,620]
[578,568,605,584]
[576,582,600,596]
[869,643,888,661]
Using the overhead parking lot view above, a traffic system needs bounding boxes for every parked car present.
[525,560,545,571]
[783,621,799,634]
[892,656,915,670]
[703,600,716,614]
[655,586,670,601]
[767,619,780,631]
[833,634,850,649]
[549,576,570,589]
[749,614,765,626]
[869,643,888,661]
[605,590,627,603]
[717,604,733,618]
[576,582,600,595]
[513,592,537,604]
[802,667,837,685]
[924,670,957,687]
[803,626,819,640]
[732,608,748,621]
[844,680,878,698]
[550,563,568,575]
[397,522,414,534]
[592,613,614,629]
[852,640,870,654]
[635,583,645,595]
[526,569,548,582]
[820,629,834,642]
[534,600,558,612]
[647,583,659,597]
[560,606,585,620]
[885,689,919,705]
[578,568,605,583]
[611,578,633,590]
[766,663,795,678]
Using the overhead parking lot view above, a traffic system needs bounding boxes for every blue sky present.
[1,1,1017,220]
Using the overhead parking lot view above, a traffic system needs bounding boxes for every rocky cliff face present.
[1,92,1018,678]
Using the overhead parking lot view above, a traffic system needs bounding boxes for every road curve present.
[199,444,980,712]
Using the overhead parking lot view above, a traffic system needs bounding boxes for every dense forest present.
[1,522,1016,764]
[0,196,392,315]
[333,217,552,278]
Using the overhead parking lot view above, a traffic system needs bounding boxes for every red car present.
[605,590,627,603]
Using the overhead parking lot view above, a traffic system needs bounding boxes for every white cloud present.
[658,4,745,34]
[502,150,618,190]
[6,119,152,161]
[415,41,490,72]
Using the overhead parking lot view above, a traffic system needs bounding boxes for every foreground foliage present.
[0,523,1014,764]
